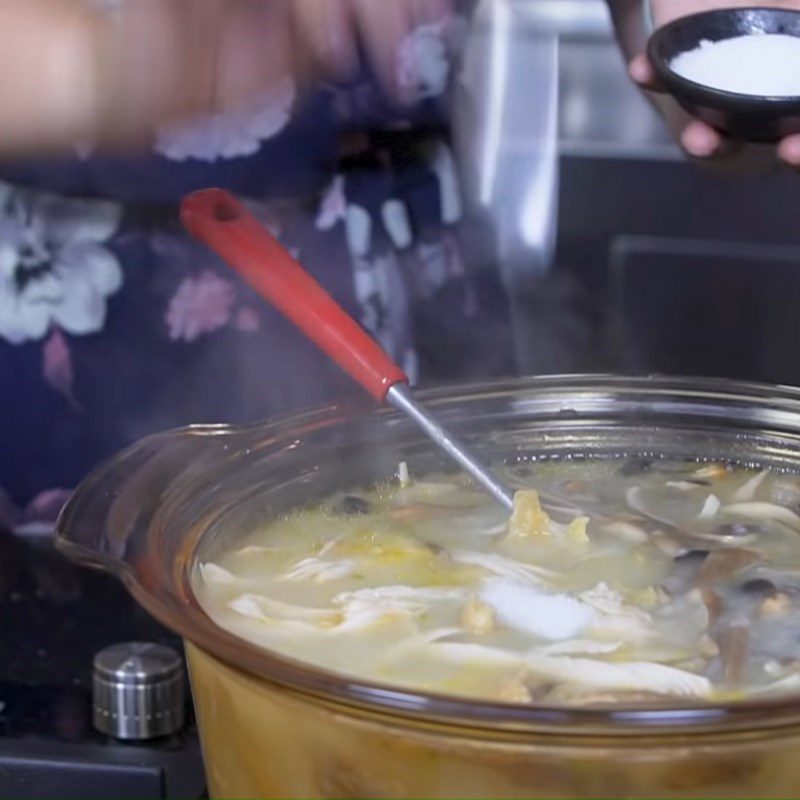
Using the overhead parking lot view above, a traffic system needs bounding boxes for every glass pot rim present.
[56,374,800,737]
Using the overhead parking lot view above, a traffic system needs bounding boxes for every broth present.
[194,459,800,707]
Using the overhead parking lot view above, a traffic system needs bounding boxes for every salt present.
[670,33,800,97]
[479,579,593,641]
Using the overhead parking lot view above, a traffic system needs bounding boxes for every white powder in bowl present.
[670,33,800,97]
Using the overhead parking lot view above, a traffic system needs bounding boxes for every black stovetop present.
[0,526,206,799]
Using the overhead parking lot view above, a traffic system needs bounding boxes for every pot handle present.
[55,427,234,577]
[180,188,408,402]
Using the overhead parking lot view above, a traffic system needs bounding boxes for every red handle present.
[180,188,407,402]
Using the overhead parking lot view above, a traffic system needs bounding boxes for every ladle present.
[180,188,515,511]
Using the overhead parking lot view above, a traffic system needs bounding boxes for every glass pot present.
[56,376,800,799]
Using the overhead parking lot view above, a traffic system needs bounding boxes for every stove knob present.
[92,642,185,740]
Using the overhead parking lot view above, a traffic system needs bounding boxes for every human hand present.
[628,0,800,166]
[0,0,450,153]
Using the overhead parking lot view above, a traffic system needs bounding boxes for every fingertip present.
[778,135,800,167]
[681,121,722,158]
[628,54,658,89]
[351,0,413,103]
[295,0,358,80]
[412,0,452,25]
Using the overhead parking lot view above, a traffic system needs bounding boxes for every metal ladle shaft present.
[387,383,514,509]
[180,188,516,512]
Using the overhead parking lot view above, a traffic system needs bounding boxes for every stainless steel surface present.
[453,0,675,299]
[455,0,561,285]
[453,0,680,375]
[92,642,185,741]
[454,1,800,380]
[515,0,613,39]
[386,383,515,510]
[517,0,676,157]
[558,40,677,159]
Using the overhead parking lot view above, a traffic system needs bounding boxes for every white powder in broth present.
[670,34,800,97]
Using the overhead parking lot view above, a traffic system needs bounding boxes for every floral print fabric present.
[0,13,514,518]
[0,184,122,344]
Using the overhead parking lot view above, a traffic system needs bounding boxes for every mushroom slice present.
[663,550,709,595]
[627,486,775,546]
[733,470,769,502]
[771,479,800,507]
[717,620,750,686]
[698,495,721,521]
[626,486,709,529]
[602,521,649,544]
[693,548,760,588]
[720,502,800,532]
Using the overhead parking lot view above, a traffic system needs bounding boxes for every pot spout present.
[55,425,238,580]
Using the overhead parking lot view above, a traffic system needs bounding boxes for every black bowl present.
[648,7,800,142]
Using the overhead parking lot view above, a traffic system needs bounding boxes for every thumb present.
[628,53,664,93]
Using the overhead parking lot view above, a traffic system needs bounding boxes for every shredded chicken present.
[450,551,556,583]
[280,556,356,583]
[534,639,622,657]
[228,594,339,626]
[427,642,524,668]
[199,562,238,585]
[498,677,533,703]
[580,583,653,643]
[524,654,711,699]
[461,595,494,635]
[228,586,463,637]
[332,586,463,633]
[722,502,800,531]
